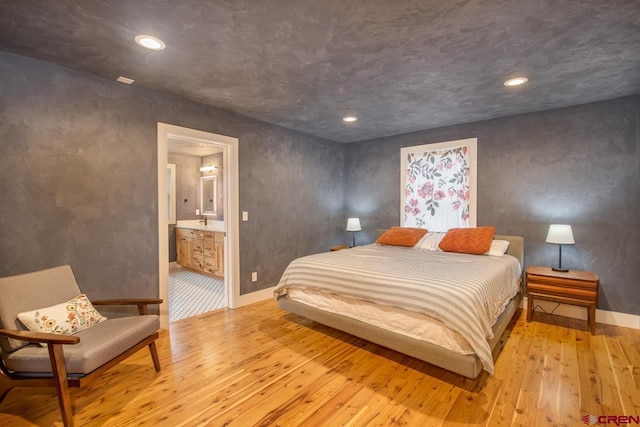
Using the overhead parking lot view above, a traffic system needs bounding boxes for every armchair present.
[0,265,162,427]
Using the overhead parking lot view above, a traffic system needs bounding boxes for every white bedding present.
[275,244,522,374]
[287,287,475,354]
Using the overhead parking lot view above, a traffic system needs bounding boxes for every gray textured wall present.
[167,153,202,262]
[239,123,347,292]
[169,153,202,222]
[0,51,345,299]
[345,96,640,316]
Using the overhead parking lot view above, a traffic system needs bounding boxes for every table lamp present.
[546,224,575,272]
[346,218,361,247]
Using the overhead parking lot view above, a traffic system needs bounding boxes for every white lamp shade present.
[346,218,362,232]
[546,224,575,245]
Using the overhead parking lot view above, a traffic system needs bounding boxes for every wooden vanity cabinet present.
[214,233,224,276]
[176,227,224,277]
[176,228,192,268]
[203,231,217,275]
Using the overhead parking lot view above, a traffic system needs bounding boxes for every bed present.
[274,233,524,378]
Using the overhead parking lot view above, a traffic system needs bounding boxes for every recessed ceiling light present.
[504,77,528,87]
[343,116,358,122]
[116,76,135,85]
[135,35,166,50]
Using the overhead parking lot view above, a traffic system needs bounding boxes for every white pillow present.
[486,240,510,257]
[416,232,447,251]
[17,294,107,335]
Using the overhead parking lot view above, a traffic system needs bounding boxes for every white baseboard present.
[234,286,276,308]
[522,297,640,330]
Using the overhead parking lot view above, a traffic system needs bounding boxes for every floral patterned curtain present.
[404,146,471,231]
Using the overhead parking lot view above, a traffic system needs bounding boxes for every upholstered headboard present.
[494,235,524,267]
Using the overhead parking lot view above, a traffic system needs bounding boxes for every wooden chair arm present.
[91,299,163,315]
[0,328,80,345]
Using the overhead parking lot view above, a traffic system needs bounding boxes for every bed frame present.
[277,234,524,378]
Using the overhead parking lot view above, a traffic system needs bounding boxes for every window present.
[400,138,477,231]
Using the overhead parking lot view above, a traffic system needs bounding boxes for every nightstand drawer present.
[526,274,598,290]
[526,282,597,301]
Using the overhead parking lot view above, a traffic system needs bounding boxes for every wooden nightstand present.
[526,266,599,334]
[330,244,349,251]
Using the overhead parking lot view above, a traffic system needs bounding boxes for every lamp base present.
[552,267,569,272]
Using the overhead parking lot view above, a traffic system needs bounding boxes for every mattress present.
[287,288,475,354]
[274,244,522,374]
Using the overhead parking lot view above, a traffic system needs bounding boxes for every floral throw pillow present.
[17,294,107,335]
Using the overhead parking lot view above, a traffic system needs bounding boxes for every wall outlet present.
[251,272,257,282]
[242,211,248,221]
[196,209,200,215]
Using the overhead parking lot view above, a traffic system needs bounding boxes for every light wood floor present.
[1,300,638,426]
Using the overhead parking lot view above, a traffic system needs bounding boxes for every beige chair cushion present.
[3,315,160,374]
[0,265,82,352]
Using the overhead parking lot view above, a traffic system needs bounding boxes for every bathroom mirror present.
[167,164,176,225]
[201,176,217,215]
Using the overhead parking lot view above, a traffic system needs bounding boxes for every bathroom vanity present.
[176,221,224,277]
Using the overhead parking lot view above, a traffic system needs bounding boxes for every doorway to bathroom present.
[157,123,240,328]
[168,140,225,322]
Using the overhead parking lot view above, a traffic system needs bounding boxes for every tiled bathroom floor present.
[169,266,226,322]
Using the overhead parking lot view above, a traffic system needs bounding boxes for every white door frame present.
[157,123,240,329]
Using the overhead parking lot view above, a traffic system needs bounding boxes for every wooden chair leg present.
[148,341,161,372]
[47,343,74,427]
[0,377,12,403]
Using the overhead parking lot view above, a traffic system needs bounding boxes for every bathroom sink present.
[176,220,225,232]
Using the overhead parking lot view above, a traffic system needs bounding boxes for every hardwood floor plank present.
[586,327,625,415]
[210,344,366,426]
[511,318,549,425]
[557,321,582,426]
[534,319,563,425]
[316,381,379,426]
[486,314,535,426]
[138,331,357,426]
[253,353,382,425]
[603,334,640,414]
[0,300,638,426]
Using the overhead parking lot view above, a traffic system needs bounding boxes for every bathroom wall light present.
[343,116,358,123]
[200,165,216,172]
[135,35,166,50]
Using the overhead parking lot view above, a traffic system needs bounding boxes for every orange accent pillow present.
[438,227,496,255]
[376,227,427,247]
